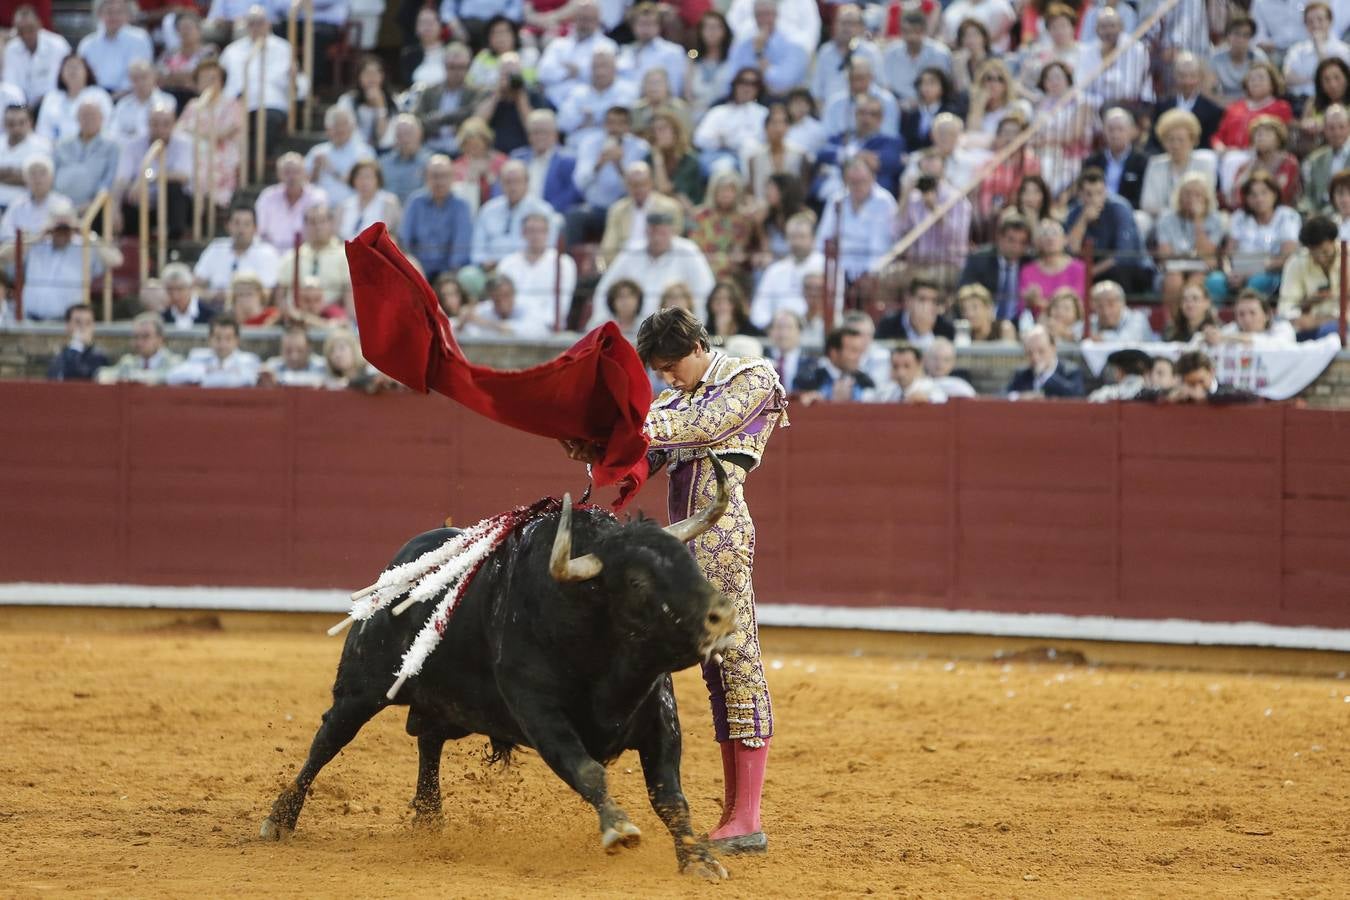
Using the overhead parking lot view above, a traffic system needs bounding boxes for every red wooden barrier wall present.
[2,383,1349,628]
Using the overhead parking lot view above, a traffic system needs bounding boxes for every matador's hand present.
[559,439,604,463]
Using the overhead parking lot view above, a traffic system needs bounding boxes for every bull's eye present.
[626,568,654,596]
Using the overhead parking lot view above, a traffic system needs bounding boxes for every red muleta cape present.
[346,223,652,508]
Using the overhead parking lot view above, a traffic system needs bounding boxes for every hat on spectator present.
[45,209,78,232]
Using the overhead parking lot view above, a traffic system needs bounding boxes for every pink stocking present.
[713,740,737,830]
[709,739,769,840]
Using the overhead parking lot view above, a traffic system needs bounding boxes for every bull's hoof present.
[259,817,293,841]
[681,848,730,881]
[601,819,642,853]
[708,831,767,855]
[410,809,445,830]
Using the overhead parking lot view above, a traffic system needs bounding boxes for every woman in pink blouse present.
[1017,218,1086,329]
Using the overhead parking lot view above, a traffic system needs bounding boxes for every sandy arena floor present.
[2,609,1349,899]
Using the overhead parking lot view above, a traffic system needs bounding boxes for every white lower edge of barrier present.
[1,583,1348,653]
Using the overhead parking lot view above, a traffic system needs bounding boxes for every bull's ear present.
[626,567,655,596]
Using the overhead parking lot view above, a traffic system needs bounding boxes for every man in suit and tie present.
[1300,104,1350,215]
[598,161,682,264]
[1147,53,1224,153]
[794,324,875,403]
[509,110,582,216]
[1084,107,1148,209]
[1006,326,1085,398]
[765,309,814,394]
[956,213,1033,324]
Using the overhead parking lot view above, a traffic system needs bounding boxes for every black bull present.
[261,457,737,879]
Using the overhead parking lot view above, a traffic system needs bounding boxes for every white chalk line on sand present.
[1,582,1348,653]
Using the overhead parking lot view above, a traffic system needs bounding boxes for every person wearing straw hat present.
[2,208,122,320]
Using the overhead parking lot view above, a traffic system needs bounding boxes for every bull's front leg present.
[636,679,729,881]
[503,693,641,853]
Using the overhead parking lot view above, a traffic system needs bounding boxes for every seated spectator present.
[138,277,167,314]
[706,281,762,340]
[815,157,898,284]
[1164,280,1219,342]
[449,117,506,213]
[52,99,119,227]
[744,103,805,203]
[202,0,256,47]
[399,154,472,280]
[1030,61,1093,196]
[471,159,557,270]
[1015,2,1079,96]
[276,205,351,307]
[1042,286,1084,344]
[1066,168,1154,295]
[882,9,951,106]
[465,15,539,93]
[473,52,551,155]
[459,273,550,338]
[557,48,634,147]
[194,206,280,304]
[751,211,823,330]
[1213,62,1292,154]
[794,325,875,404]
[726,0,808,96]
[157,11,211,102]
[899,67,963,153]
[976,114,1042,227]
[322,327,379,391]
[1209,16,1267,105]
[592,210,715,324]
[220,6,300,153]
[1006,325,1085,397]
[647,109,705,214]
[4,5,72,105]
[942,0,1016,52]
[1278,215,1343,339]
[693,66,768,175]
[36,55,113,144]
[659,281,695,314]
[812,3,880,102]
[601,277,643,338]
[161,261,214,329]
[1077,6,1152,108]
[1088,280,1155,342]
[286,274,349,329]
[726,0,820,59]
[1211,172,1300,301]
[822,57,899,140]
[116,103,191,239]
[78,0,154,96]
[1298,58,1350,149]
[818,94,905,199]
[1012,174,1056,233]
[1149,53,1224,153]
[1155,171,1224,304]
[597,160,681,265]
[957,282,1016,342]
[948,17,992,96]
[379,115,432,206]
[401,8,450,89]
[1206,288,1298,346]
[896,171,972,291]
[1085,108,1148,211]
[535,0,616,107]
[259,323,326,387]
[337,159,401,241]
[46,303,109,380]
[765,309,812,391]
[336,56,398,151]
[1283,2,1350,100]
[1141,110,1219,222]
[1135,349,1260,404]
[8,212,120,320]
[1149,355,1177,391]
[684,10,734,120]
[255,152,328,251]
[877,278,955,348]
[305,107,374,212]
[630,68,689,138]
[95,311,182,383]
[1087,347,1153,402]
[228,272,279,326]
[784,86,825,158]
[510,109,580,213]
[1019,218,1087,321]
[958,213,1033,323]
[1299,104,1350,216]
[923,337,977,398]
[841,309,893,390]
[415,43,481,156]
[1227,116,1301,211]
[688,171,758,284]
[901,112,985,196]
[755,172,807,261]
[965,59,1031,145]
[175,60,244,211]
[166,316,260,387]
[873,343,943,403]
[0,154,70,244]
[110,59,175,142]
[800,271,828,342]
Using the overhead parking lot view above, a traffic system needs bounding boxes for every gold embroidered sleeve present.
[645,364,778,450]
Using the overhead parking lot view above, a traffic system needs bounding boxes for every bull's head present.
[549,453,730,582]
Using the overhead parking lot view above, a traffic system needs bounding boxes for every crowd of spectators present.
[1,0,1344,403]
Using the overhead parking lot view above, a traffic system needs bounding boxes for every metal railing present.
[238,39,268,187]
[190,87,219,242]
[287,0,315,135]
[138,139,168,287]
[81,190,115,322]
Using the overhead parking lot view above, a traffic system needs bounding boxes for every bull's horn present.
[550,493,604,582]
[665,453,730,544]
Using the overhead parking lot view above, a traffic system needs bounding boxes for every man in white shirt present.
[459,274,551,339]
[304,105,373,210]
[194,206,282,303]
[10,211,122,320]
[922,337,977,399]
[77,0,154,95]
[220,5,304,150]
[497,211,577,328]
[471,160,559,270]
[618,2,687,96]
[941,0,1016,52]
[3,6,71,104]
[0,104,51,211]
[0,154,71,243]
[822,56,900,138]
[692,72,769,172]
[166,316,262,388]
[815,157,897,281]
[109,59,177,142]
[592,211,716,324]
[1077,6,1154,107]
[882,10,952,106]
[751,212,824,330]
[260,323,327,387]
[726,0,820,57]
[536,0,617,108]
[556,48,637,145]
[1283,2,1350,98]
[811,4,882,105]
[1087,280,1156,342]
[872,344,946,403]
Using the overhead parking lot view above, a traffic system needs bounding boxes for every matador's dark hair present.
[635,306,710,366]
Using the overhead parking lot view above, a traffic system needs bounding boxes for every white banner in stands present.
[1080,334,1343,400]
